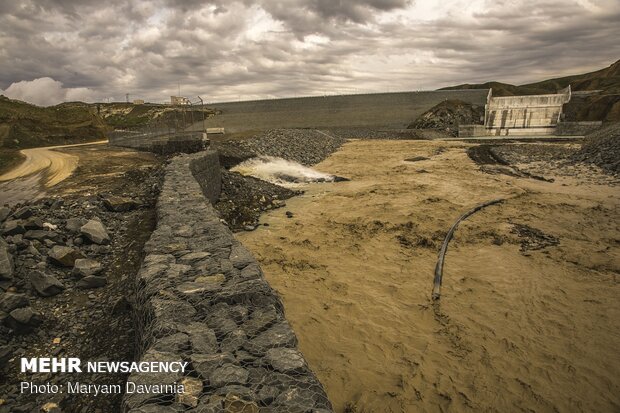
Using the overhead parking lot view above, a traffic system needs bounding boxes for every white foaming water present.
[231,156,337,187]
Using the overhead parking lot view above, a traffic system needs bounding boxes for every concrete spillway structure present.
[459,86,572,137]
[485,86,571,135]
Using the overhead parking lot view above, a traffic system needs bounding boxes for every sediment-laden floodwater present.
[238,139,620,413]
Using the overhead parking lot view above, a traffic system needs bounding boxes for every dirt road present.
[0,141,107,204]
[238,139,620,412]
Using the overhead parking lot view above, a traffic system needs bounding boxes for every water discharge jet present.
[231,155,348,187]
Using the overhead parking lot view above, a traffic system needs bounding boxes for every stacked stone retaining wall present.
[108,131,208,155]
[124,151,333,412]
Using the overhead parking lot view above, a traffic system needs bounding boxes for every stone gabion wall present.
[124,151,333,413]
[189,151,222,204]
[108,132,208,155]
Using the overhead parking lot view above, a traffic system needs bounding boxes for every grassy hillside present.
[0,97,220,152]
[0,96,108,149]
[441,59,620,96]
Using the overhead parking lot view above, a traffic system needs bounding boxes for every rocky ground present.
[0,160,163,413]
[215,170,300,232]
[572,122,620,175]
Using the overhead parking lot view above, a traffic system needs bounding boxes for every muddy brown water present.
[0,141,107,205]
[238,139,620,412]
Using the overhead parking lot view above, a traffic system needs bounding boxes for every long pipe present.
[432,198,504,300]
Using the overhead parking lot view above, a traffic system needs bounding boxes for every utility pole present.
[126,93,129,103]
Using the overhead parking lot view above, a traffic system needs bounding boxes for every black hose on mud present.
[432,198,505,300]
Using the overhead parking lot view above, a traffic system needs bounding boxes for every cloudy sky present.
[0,0,618,106]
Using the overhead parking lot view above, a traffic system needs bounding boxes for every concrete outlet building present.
[460,86,573,137]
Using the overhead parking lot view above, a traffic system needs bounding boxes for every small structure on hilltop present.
[459,86,578,137]
[170,95,191,105]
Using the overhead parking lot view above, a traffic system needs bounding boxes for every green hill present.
[0,96,108,149]
[0,97,220,151]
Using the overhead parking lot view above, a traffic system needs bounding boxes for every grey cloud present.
[0,0,618,106]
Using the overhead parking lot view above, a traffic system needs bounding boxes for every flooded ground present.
[238,139,620,412]
[0,141,107,204]
[0,141,159,205]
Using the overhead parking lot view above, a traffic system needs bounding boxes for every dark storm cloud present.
[0,0,618,106]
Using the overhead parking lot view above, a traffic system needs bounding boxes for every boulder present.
[2,220,26,236]
[8,306,43,331]
[80,219,110,245]
[0,240,14,280]
[0,207,10,223]
[185,322,218,354]
[72,259,103,278]
[223,395,259,413]
[273,388,317,411]
[209,364,249,388]
[0,292,29,312]
[220,329,247,353]
[245,322,296,355]
[25,245,41,257]
[0,345,12,367]
[152,333,189,353]
[77,276,107,289]
[265,347,306,372]
[176,376,203,407]
[48,245,84,267]
[24,217,44,230]
[191,353,235,379]
[30,271,65,296]
[13,206,33,219]
[257,385,280,405]
[103,195,139,212]
[65,218,87,233]
[230,243,255,269]
[24,230,57,241]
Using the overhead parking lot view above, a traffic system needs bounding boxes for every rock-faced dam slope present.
[197,90,489,133]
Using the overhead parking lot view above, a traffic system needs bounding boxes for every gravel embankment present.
[325,127,449,140]
[217,129,346,167]
[572,122,620,175]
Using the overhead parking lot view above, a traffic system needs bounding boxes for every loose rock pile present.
[572,122,620,175]
[229,129,346,166]
[407,99,485,136]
